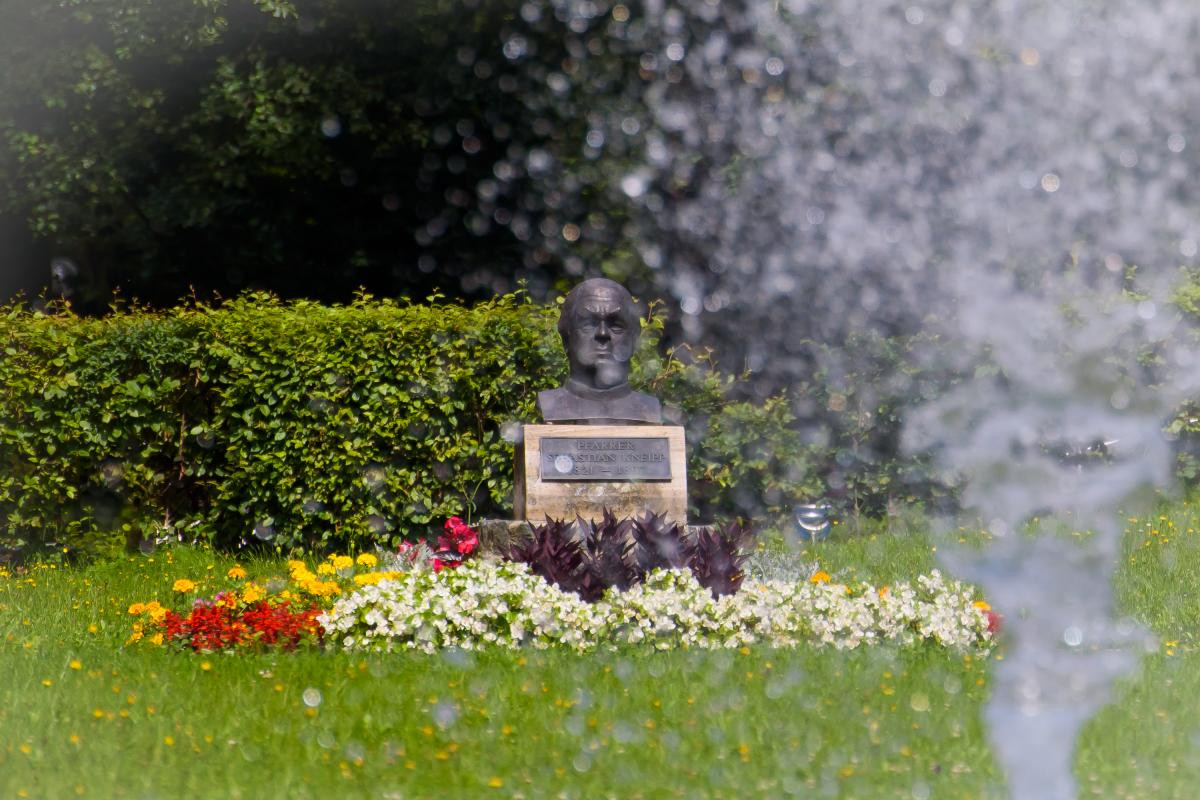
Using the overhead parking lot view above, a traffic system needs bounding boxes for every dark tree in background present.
[0,0,803,325]
[0,0,609,309]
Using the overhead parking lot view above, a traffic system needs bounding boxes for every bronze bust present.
[538,278,662,425]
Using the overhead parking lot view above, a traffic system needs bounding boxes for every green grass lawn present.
[5,500,1199,799]
[1075,499,1200,799]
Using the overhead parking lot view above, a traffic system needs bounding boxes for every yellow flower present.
[290,569,316,586]
[317,562,337,576]
[301,579,341,597]
[287,560,306,572]
[356,553,378,568]
[146,602,168,623]
[353,571,404,586]
[241,583,266,604]
[227,566,247,580]
[810,571,831,584]
[332,555,353,571]
[149,632,164,646]
[127,602,146,616]
[973,600,991,612]
[69,659,82,670]
[172,579,196,594]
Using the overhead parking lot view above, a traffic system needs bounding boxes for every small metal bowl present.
[794,503,832,542]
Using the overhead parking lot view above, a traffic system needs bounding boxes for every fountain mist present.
[530,0,1200,796]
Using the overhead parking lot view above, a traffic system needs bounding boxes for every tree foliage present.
[0,0,601,308]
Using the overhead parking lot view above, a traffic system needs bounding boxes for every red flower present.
[439,516,479,557]
[158,597,324,652]
[986,610,1001,635]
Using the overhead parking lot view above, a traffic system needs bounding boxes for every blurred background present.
[4,0,1200,518]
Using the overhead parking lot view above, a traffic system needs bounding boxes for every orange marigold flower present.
[810,570,831,584]
[227,566,247,580]
[172,579,196,593]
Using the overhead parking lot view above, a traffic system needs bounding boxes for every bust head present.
[539,278,661,424]
[557,278,641,390]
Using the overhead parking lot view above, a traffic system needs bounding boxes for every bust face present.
[565,286,637,389]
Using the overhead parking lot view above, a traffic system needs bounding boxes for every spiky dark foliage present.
[511,511,756,602]
[689,521,755,598]
[507,517,584,592]
[576,510,640,602]
[631,511,694,573]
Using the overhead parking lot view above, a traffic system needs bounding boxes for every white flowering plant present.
[318,559,997,654]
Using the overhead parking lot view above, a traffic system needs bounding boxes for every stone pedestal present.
[513,424,687,524]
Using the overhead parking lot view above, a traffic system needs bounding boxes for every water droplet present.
[100,460,124,489]
[1040,173,1061,192]
[253,522,275,541]
[320,117,341,138]
[363,465,387,492]
[500,421,522,443]
[1063,626,1083,647]
[431,701,458,729]
[302,687,322,708]
[621,173,648,198]
[503,35,527,60]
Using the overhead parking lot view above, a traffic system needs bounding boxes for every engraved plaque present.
[539,437,671,481]
[516,424,686,524]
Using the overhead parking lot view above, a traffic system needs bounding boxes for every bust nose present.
[594,320,611,341]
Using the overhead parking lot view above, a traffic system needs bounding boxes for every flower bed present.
[319,560,996,653]
[126,516,996,654]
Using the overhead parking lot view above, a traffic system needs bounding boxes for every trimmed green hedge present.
[0,293,818,556]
